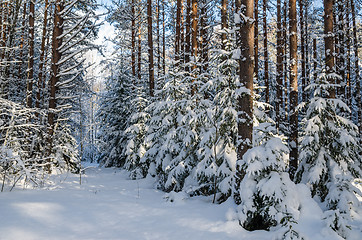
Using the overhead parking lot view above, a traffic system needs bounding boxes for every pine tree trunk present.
[36,0,49,112]
[48,0,64,155]
[138,22,142,81]
[313,37,317,82]
[234,0,254,205]
[156,0,161,77]
[324,0,335,99]
[147,0,155,97]
[263,0,269,104]
[191,0,198,95]
[351,0,361,137]
[254,0,259,81]
[185,0,191,72]
[162,0,166,75]
[346,0,351,107]
[26,0,35,108]
[289,0,298,179]
[200,0,208,74]
[283,0,288,120]
[131,0,136,77]
[299,0,306,102]
[276,0,283,130]
[221,0,228,49]
[175,0,182,62]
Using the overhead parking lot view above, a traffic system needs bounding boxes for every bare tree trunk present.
[254,0,259,81]
[324,0,335,99]
[26,0,35,108]
[299,0,306,102]
[175,0,182,62]
[351,0,361,137]
[185,0,191,73]
[137,22,142,81]
[162,0,166,75]
[221,0,228,49]
[346,0,351,107]
[48,0,64,157]
[131,0,136,77]
[313,37,317,82]
[263,0,269,104]
[283,0,288,121]
[276,0,283,130]
[36,0,49,112]
[147,0,155,97]
[234,0,254,205]
[289,0,298,179]
[156,0,161,77]
[191,0,198,95]
[200,0,208,74]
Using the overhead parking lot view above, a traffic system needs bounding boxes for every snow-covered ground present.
[0,165,361,240]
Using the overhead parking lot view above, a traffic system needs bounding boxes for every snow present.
[0,166,361,240]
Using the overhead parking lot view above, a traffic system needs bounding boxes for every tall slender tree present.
[234,0,254,204]
[289,0,298,178]
[147,0,155,96]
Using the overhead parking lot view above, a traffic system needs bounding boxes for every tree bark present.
[276,0,283,130]
[263,0,269,104]
[191,0,198,95]
[324,0,335,98]
[221,0,228,49]
[299,0,306,102]
[289,0,298,179]
[48,0,64,154]
[175,0,182,62]
[131,0,136,77]
[147,0,155,97]
[351,0,361,137]
[234,0,254,205]
[254,0,259,82]
[185,0,191,72]
[26,0,35,108]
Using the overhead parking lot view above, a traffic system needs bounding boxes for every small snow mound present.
[164,191,189,204]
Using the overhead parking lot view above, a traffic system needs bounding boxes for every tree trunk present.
[234,0,254,205]
[156,0,161,77]
[324,0,335,98]
[48,0,64,154]
[131,0,136,77]
[147,0,155,97]
[185,0,191,72]
[289,0,298,179]
[346,0,351,107]
[351,0,361,137]
[162,0,166,75]
[175,0,182,62]
[254,0,259,82]
[137,22,142,81]
[191,0,198,95]
[276,0,283,130]
[200,0,208,74]
[299,0,306,102]
[221,0,228,49]
[26,0,35,108]
[263,0,269,104]
[36,0,49,112]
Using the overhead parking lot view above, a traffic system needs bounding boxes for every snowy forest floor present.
[1,164,361,240]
